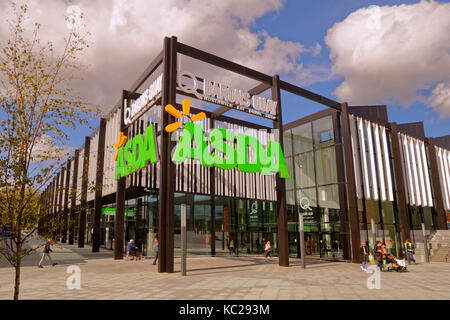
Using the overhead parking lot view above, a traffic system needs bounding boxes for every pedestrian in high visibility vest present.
[404,240,416,265]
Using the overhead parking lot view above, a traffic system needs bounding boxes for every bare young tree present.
[0,3,98,300]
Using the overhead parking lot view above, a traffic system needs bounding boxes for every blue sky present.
[249,0,450,137]
[51,0,450,148]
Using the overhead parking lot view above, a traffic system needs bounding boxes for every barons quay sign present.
[172,122,289,178]
[124,74,163,125]
[178,72,277,120]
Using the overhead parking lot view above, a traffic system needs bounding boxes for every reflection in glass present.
[313,116,334,148]
[315,147,337,185]
[294,152,315,188]
[283,130,292,157]
[292,122,313,154]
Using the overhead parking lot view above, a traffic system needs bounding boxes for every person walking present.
[404,240,416,265]
[264,241,271,259]
[229,239,235,255]
[126,239,136,260]
[360,241,369,272]
[152,238,159,265]
[38,238,57,268]
[374,241,383,271]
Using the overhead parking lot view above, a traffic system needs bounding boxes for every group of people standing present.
[360,239,416,272]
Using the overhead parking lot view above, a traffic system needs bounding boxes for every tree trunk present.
[13,248,21,300]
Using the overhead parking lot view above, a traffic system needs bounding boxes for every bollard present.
[298,212,306,269]
[181,203,187,276]
[422,223,429,263]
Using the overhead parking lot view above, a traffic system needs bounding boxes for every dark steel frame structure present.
[39,36,449,271]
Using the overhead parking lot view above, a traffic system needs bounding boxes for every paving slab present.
[1,240,449,300]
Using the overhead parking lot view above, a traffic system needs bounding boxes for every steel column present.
[62,161,71,243]
[68,150,79,245]
[426,138,448,230]
[78,136,90,248]
[58,169,64,240]
[333,111,352,261]
[271,75,289,267]
[114,92,127,260]
[390,123,411,245]
[158,36,177,273]
[92,118,107,252]
[210,119,216,257]
[340,103,361,262]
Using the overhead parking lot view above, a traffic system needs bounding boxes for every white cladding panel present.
[358,118,371,198]
[437,147,450,210]
[349,115,362,199]
[381,126,394,201]
[374,124,386,201]
[366,121,378,200]
[415,140,427,207]
[421,142,433,206]
[409,138,421,206]
[402,135,415,205]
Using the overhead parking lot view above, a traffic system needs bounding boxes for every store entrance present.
[305,233,320,257]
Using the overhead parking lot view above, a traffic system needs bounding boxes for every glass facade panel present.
[283,130,292,157]
[315,147,338,185]
[381,201,395,225]
[313,116,334,148]
[294,152,315,188]
[365,199,381,224]
[297,188,317,208]
[318,185,340,211]
[292,122,313,153]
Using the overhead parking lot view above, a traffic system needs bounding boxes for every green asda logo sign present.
[115,124,158,180]
[115,122,289,180]
[173,122,289,178]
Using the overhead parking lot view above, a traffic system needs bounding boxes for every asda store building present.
[39,37,450,272]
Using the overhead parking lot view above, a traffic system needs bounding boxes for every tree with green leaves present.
[0,3,98,300]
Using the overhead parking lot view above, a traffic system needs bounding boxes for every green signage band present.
[115,122,290,180]
[101,207,136,217]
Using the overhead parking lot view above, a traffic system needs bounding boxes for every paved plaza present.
[1,239,449,300]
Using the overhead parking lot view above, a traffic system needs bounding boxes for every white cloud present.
[31,134,75,162]
[429,82,450,118]
[325,0,450,118]
[0,0,313,112]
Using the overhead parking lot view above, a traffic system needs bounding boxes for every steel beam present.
[427,138,448,230]
[92,118,107,252]
[340,103,361,262]
[68,150,79,245]
[389,123,411,247]
[272,75,289,267]
[332,111,352,261]
[78,136,90,248]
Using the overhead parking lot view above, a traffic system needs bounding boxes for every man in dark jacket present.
[38,238,57,268]
[374,241,383,271]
